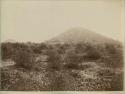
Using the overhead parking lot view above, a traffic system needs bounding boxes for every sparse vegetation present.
[1,41,124,91]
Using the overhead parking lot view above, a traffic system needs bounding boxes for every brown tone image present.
[0,0,124,91]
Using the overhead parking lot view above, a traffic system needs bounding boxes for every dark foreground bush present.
[13,49,34,70]
[64,63,79,69]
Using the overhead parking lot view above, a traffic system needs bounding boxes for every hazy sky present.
[1,0,124,43]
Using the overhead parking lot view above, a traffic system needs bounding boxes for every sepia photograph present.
[0,0,125,91]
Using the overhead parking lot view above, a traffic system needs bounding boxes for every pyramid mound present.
[46,28,118,44]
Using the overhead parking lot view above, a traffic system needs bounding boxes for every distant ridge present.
[4,39,16,43]
[46,28,119,44]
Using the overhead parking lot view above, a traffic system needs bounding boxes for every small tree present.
[13,49,34,69]
[1,43,14,60]
[46,49,62,70]
[64,49,81,69]
[84,44,101,61]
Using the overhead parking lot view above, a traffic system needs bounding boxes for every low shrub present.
[13,49,35,70]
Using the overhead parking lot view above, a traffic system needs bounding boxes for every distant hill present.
[46,28,120,45]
